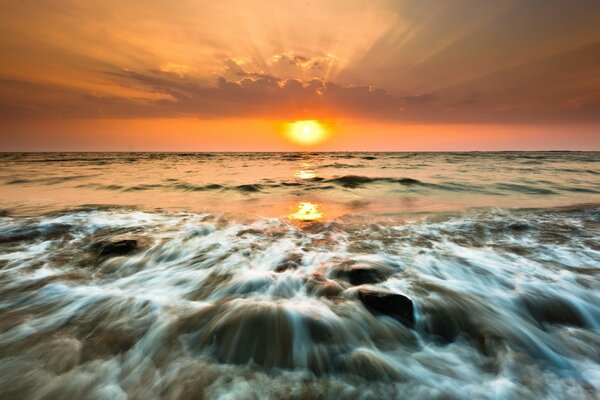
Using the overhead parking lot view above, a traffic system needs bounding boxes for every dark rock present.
[96,240,137,257]
[340,268,386,285]
[331,261,392,285]
[358,289,414,327]
[508,222,530,232]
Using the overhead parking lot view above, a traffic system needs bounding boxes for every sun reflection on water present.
[289,202,323,221]
[295,170,317,180]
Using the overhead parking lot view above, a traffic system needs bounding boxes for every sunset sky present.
[1,0,599,151]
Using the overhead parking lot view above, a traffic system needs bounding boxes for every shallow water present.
[0,152,599,399]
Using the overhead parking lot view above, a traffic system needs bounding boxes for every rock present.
[520,293,587,328]
[274,260,299,273]
[331,262,391,285]
[96,240,137,257]
[181,300,335,372]
[342,268,386,285]
[358,289,414,327]
[508,222,530,232]
[306,274,345,297]
[274,252,303,272]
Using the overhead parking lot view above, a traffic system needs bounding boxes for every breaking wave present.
[0,204,599,399]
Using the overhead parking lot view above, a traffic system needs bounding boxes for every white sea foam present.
[0,204,598,399]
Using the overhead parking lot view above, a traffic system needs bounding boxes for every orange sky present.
[0,0,599,151]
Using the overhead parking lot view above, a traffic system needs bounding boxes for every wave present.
[326,175,422,188]
[6,175,95,185]
[49,175,600,198]
[0,205,598,398]
[494,183,556,195]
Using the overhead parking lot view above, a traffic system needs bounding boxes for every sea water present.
[0,152,599,399]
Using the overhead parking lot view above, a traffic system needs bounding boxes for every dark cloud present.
[2,52,598,124]
[105,69,406,120]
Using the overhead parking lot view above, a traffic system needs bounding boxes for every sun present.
[286,120,328,146]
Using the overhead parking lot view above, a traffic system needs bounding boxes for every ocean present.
[0,152,599,399]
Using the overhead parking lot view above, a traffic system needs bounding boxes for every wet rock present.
[306,274,345,298]
[80,327,139,362]
[418,290,504,356]
[331,261,392,285]
[343,348,403,381]
[95,239,138,257]
[184,271,232,301]
[347,241,380,254]
[182,300,336,372]
[274,252,303,272]
[508,222,531,232]
[520,293,587,328]
[236,228,263,237]
[274,260,299,273]
[0,223,72,244]
[339,267,386,285]
[358,289,414,327]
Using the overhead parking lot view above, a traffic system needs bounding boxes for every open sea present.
[0,152,599,399]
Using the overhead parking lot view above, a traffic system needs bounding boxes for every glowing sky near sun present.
[0,0,599,150]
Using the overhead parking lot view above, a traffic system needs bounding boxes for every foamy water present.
[0,152,599,399]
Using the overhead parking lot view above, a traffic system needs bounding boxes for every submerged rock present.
[358,289,414,327]
[95,240,138,257]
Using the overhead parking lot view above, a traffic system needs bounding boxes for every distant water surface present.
[0,152,599,399]
[1,152,599,217]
